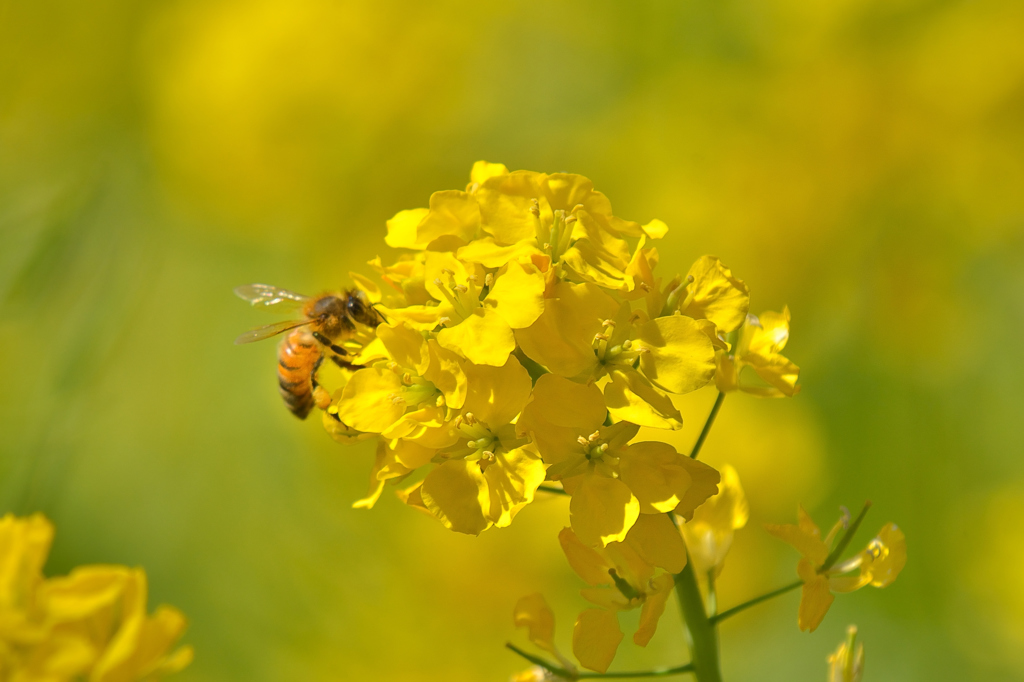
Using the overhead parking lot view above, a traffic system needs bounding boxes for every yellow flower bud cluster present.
[0,514,192,681]
[322,161,798,541]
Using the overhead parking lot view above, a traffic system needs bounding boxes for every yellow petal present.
[521,374,607,431]
[864,523,907,588]
[683,464,747,573]
[828,573,872,594]
[348,271,382,303]
[560,210,632,291]
[714,352,740,393]
[475,172,547,244]
[570,475,641,547]
[744,352,802,397]
[396,481,432,516]
[485,260,546,329]
[334,368,405,433]
[618,442,699,514]
[385,207,429,249]
[602,369,683,430]
[634,573,675,646]
[483,445,548,528]
[573,609,623,674]
[462,355,533,427]
[417,190,480,247]
[558,527,614,587]
[457,237,542,268]
[635,316,717,395]
[389,439,436,470]
[39,565,132,620]
[0,513,54,610]
[642,218,668,239]
[424,340,468,409]
[798,571,835,633]
[352,443,387,509]
[437,307,516,366]
[672,458,723,522]
[624,514,687,574]
[423,251,475,303]
[36,634,98,676]
[470,160,509,186]
[765,507,828,565]
[680,256,750,333]
[376,321,430,374]
[374,304,441,331]
[513,593,557,653]
[419,460,491,535]
[516,282,617,377]
[580,586,630,610]
[745,307,792,356]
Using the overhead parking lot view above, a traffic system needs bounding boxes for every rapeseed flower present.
[516,282,720,429]
[518,375,719,546]
[401,357,546,535]
[680,464,748,577]
[332,320,466,439]
[716,308,801,397]
[0,514,191,681]
[653,256,750,332]
[766,508,906,631]
[559,519,685,672]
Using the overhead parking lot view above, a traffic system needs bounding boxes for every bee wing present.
[234,283,310,310]
[234,319,308,345]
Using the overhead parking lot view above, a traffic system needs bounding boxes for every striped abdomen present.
[276,329,320,419]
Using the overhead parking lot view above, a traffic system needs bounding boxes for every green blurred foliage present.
[2,0,1023,679]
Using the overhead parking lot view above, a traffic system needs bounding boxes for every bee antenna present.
[371,302,390,324]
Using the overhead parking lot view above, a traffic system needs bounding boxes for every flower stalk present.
[673,556,722,682]
[690,392,725,459]
[507,643,695,679]
[709,580,803,625]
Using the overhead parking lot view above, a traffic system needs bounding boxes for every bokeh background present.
[2,0,1023,680]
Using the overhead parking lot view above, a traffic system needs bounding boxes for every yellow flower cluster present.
[0,514,191,682]
[324,161,798,544]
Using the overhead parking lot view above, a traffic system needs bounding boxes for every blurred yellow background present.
[2,0,1023,679]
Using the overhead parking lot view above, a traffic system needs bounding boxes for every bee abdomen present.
[276,330,320,419]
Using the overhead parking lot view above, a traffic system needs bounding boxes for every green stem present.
[820,501,872,572]
[506,643,694,679]
[673,555,722,682]
[690,392,725,459]
[709,580,802,625]
[537,485,569,496]
[706,570,717,619]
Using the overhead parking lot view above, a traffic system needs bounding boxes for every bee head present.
[345,290,379,326]
[310,295,351,338]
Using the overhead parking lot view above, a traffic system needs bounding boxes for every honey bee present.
[234,283,381,419]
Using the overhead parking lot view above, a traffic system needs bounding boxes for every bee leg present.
[309,355,333,410]
[311,331,349,356]
[330,356,364,371]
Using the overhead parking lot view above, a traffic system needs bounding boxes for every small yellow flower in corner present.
[766,507,906,632]
[0,513,192,681]
[828,625,864,682]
